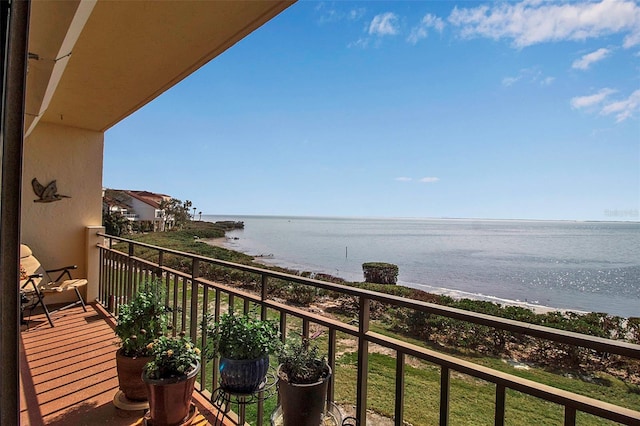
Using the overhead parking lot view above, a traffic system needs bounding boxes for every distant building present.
[102,191,135,220]
[103,189,173,231]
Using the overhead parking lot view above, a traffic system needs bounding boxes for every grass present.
[123,221,254,264]
[334,352,625,426]
[108,223,639,425]
[365,321,640,412]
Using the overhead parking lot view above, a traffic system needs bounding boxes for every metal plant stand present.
[211,371,277,425]
[211,371,358,426]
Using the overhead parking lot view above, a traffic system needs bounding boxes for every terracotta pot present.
[219,355,269,394]
[115,349,152,401]
[142,361,200,426]
[277,363,332,426]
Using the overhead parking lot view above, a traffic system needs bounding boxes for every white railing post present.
[85,225,105,302]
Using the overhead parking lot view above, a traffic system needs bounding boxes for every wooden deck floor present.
[19,303,230,425]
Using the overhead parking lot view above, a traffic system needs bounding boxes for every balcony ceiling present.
[25,0,294,134]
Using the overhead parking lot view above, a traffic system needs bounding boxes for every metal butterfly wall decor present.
[31,178,71,203]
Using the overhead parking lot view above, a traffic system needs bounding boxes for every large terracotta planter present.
[219,355,269,394]
[277,363,332,426]
[115,349,152,401]
[142,361,200,426]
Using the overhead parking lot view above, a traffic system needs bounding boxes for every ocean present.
[203,215,640,318]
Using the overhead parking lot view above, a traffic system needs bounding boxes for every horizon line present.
[200,213,640,224]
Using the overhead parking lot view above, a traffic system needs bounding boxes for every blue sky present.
[104,0,640,221]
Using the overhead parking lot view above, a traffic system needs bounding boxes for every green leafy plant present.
[285,282,317,305]
[202,309,280,360]
[103,210,130,236]
[115,281,168,357]
[278,334,329,384]
[143,332,201,380]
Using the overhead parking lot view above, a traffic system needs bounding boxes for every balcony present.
[19,235,640,425]
[19,303,235,425]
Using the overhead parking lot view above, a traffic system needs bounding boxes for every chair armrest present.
[46,265,78,273]
[47,265,78,283]
[21,274,43,290]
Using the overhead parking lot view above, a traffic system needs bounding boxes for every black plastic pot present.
[276,363,332,426]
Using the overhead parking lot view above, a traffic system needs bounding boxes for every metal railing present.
[96,234,640,426]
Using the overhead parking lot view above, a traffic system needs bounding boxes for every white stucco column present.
[85,225,105,303]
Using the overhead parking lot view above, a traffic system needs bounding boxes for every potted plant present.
[276,335,332,426]
[142,332,201,426]
[114,280,168,402]
[202,309,280,394]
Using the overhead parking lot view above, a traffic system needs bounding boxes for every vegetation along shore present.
[118,219,639,424]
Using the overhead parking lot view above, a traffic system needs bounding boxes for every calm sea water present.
[204,215,639,318]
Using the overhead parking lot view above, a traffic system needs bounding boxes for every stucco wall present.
[21,121,104,303]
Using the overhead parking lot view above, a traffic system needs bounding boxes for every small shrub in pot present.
[142,332,201,425]
[277,335,331,425]
[114,280,168,401]
[202,309,280,393]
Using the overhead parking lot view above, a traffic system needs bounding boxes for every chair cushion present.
[42,279,88,292]
[20,244,33,258]
[19,244,44,288]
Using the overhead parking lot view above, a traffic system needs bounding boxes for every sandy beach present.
[203,237,227,247]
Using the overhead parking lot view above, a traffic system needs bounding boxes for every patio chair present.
[20,244,87,327]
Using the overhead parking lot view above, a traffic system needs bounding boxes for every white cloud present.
[348,38,369,49]
[407,13,445,45]
[540,76,555,86]
[348,8,366,21]
[502,76,521,87]
[448,0,640,48]
[395,176,440,183]
[570,88,616,109]
[419,177,440,183]
[424,14,445,32]
[407,27,428,45]
[351,12,399,48]
[600,89,640,122]
[369,12,399,36]
[571,88,638,122]
[316,3,366,24]
[572,48,612,70]
[502,67,553,87]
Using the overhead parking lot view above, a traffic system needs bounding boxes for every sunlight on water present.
[205,216,640,318]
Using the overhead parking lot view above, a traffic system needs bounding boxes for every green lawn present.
[333,351,631,426]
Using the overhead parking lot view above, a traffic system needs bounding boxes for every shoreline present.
[203,237,227,247]
[202,215,640,318]
[203,237,577,316]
